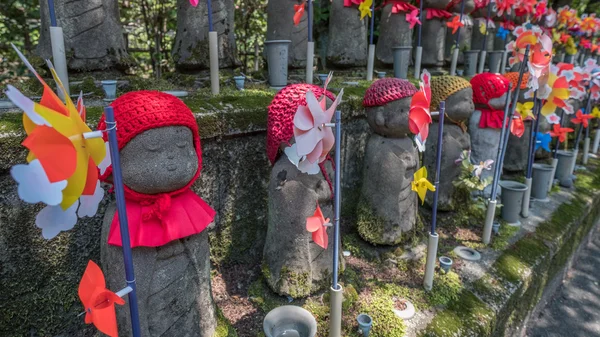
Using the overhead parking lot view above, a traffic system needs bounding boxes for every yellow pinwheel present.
[358,0,372,20]
[516,102,535,120]
[592,106,600,119]
[412,166,435,205]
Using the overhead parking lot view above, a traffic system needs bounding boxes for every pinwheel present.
[571,109,594,128]
[477,18,495,35]
[538,65,572,120]
[412,166,435,205]
[359,0,373,19]
[406,9,421,29]
[294,1,306,26]
[581,14,599,36]
[583,59,600,100]
[516,101,535,120]
[473,160,494,178]
[592,106,600,119]
[507,27,553,90]
[409,70,432,151]
[306,202,330,249]
[447,15,464,35]
[79,261,125,337]
[559,33,570,44]
[581,38,592,50]
[6,45,107,239]
[534,1,548,21]
[535,132,552,151]
[292,87,344,174]
[550,123,574,143]
[496,0,516,16]
[557,6,577,28]
[515,0,536,17]
[511,115,525,137]
[545,8,557,27]
[497,27,509,40]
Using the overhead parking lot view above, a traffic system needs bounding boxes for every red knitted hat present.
[470,72,511,106]
[267,84,336,165]
[363,78,418,107]
[97,90,202,199]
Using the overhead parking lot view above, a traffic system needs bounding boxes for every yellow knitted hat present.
[430,76,472,111]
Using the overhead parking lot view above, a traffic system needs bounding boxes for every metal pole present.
[366,0,376,80]
[450,0,466,76]
[414,0,424,78]
[522,93,539,218]
[104,107,142,337]
[478,0,493,73]
[306,0,314,83]
[48,0,57,27]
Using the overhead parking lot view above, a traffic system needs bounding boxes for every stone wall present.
[0,92,370,336]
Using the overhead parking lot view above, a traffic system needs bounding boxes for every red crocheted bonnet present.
[97,91,202,199]
[470,72,510,107]
[267,84,336,165]
[363,78,418,108]
[503,72,530,91]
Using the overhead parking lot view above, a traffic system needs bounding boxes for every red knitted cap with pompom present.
[97,90,202,198]
[363,78,418,108]
[470,72,511,106]
[267,84,336,165]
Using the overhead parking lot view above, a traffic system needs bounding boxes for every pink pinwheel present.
[306,202,330,249]
[583,59,600,100]
[293,89,344,166]
[409,70,432,151]
[406,9,421,29]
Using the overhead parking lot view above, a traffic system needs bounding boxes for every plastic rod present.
[482,199,496,245]
[423,233,439,291]
[308,0,313,42]
[417,0,424,47]
[367,44,375,81]
[525,93,539,179]
[209,31,219,95]
[332,109,342,289]
[553,110,566,159]
[328,285,343,337]
[50,26,70,99]
[430,101,445,234]
[207,0,214,32]
[306,41,314,84]
[414,46,423,79]
[48,0,57,27]
[104,107,142,337]
[489,83,514,201]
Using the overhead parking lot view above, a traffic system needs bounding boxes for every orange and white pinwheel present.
[581,14,599,36]
[412,166,435,205]
[550,124,574,143]
[6,45,107,239]
[306,202,330,249]
[79,261,125,337]
[447,15,464,35]
[409,70,432,152]
[511,115,525,138]
[556,62,589,100]
[507,27,552,90]
[538,65,572,121]
[571,109,594,128]
[584,59,600,100]
[516,101,535,120]
[294,1,306,26]
[496,0,516,16]
[557,6,577,28]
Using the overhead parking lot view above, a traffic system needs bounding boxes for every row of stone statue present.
[262,71,581,299]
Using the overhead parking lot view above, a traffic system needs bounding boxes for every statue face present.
[441,88,475,122]
[448,0,475,13]
[366,97,412,137]
[120,126,199,194]
[488,92,508,110]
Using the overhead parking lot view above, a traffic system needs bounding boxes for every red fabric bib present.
[478,108,505,129]
[107,189,216,248]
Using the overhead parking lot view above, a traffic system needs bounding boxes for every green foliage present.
[453,150,493,192]
[215,309,238,337]
[426,271,463,307]
[358,287,407,337]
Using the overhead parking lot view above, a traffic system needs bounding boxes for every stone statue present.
[327,0,368,68]
[444,0,475,65]
[503,72,534,173]
[263,84,341,298]
[468,72,511,197]
[267,0,308,68]
[376,1,415,66]
[173,0,238,70]
[421,0,453,73]
[359,79,419,245]
[470,1,497,54]
[98,91,218,336]
[37,0,129,70]
[424,76,474,210]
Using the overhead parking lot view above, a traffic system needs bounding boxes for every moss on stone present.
[426,271,463,307]
[278,267,311,298]
[303,298,330,333]
[126,76,176,92]
[215,308,238,337]
[490,224,520,250]
[422,291,494,337]
[356,198,391,245]
[248,278,289,313]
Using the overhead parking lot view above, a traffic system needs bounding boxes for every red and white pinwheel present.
[536,65,572,122]
[306,202,330,249]
[507,25,552,90]
[294,1,306,26]
[571,109,594,129]
[409,70,432,152]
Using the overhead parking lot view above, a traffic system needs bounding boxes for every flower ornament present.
[581,14,599,36]
[473,160,494,178]
[546,113,561,124]
[6,45,106,239]
[292,87,344,174]
[306,202,330,249]
[447,15,464,35]
[477,18,495,35]
[592,106,600,119]
[409,70,432,152]
[515,0,536,17]
[406,9,421,29]
[294,1,306,26]
[412,166,435,205]
[581,38,592,50]
[507,27,553,90]
[550,123,574,143]
[497,27,509,40]
[516,101,535,120]
[511,115,525,137]
[533,1,547,21]
[79,261,125,337]
[496,0,515,16]
[571,109,594,128]
[359,0,373,19]
[455,150,471,165]
[535,132,552,151]
[557,6,577,29]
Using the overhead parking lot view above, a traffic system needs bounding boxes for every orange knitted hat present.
[503,72,530,91]
[471,72,511,106]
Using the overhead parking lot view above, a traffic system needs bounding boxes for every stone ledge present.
[419,160,600,336]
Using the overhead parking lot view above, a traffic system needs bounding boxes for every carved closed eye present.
[145,142,161,152]
[176,141,188,148]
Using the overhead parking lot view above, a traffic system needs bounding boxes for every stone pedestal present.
[267,0,308,68]
[376,5,413,67]
[263,158,337,297]
[504,120,532,172]
[424,123,471,210]
[173,0,238,70]
[421,17,447,72]
[469,110,501,197]
[359,135,418,245]
[326,0,368,68]
[37,0,129,71]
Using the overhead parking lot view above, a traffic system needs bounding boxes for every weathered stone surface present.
[376,6,412,66]
[359,135,418,245]
[173,0,238,70]
[421,18,447,70]
[447,0,475,13]
[263,157,337,297]
[424,123,471,210]
[102,125,217,336]
[423,0,452,10]
[444,15,473,65]
[266,0,308,68]
[327,0,368,68]
[37,0,129,71]
[469,110,501,197]
[504,120,532,172]
[365,97,413,137]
